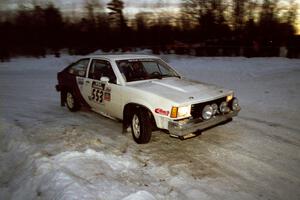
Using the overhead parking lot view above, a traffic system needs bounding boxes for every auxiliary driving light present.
[219,101,229,113]
[202,105,213,120]
[231,98,239,111]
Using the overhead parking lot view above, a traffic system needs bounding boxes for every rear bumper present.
[168,108,240,138]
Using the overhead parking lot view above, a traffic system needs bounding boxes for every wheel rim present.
[66,92,74,108]
[132,114,140,138]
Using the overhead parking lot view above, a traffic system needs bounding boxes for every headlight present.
[171,105,191,118]
[219,101,229,113]
[178,105,191,117]
[202,105,213,120]
[231,98,239,111]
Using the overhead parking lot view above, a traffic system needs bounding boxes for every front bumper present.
[168,108,240,138]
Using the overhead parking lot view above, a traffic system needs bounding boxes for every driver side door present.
[81,59,118,115]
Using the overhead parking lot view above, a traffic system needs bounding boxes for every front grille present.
[191,97,226,119]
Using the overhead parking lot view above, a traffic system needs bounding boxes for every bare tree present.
[107,0,127,30]
[181,0,207,26]
[283,0,298,25]
[182,0,228,24]
[232,0,247,30]
[85,0,102,23]
[245,0,258,21]
[259,0,280,24]
[135,12,155,31]
[181,0,230,39]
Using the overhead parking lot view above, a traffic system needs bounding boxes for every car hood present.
[127,77,233,105]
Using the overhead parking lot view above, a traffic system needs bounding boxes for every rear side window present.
[68,59,90,77]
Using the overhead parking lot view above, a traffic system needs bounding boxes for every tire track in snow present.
[238,116,300,147]
[239,116,300,133]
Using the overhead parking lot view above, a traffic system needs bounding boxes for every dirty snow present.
[0,55,300,200]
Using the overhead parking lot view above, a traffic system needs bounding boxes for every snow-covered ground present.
[0,54,300,200]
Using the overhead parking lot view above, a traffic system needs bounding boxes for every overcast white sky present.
[0,0,181,19]
[0,0,298,14]
[0,0,180,10]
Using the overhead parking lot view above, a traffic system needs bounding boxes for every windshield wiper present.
[161,74,181,78]
[150,72,162,79]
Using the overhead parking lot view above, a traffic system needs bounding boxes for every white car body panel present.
[127,78,233,105]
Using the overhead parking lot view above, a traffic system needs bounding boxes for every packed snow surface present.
[0,54,300,200]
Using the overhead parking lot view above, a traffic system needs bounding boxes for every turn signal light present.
[170,107,178,118]
[226,94,233,102]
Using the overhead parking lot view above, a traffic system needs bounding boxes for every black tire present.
[131,108,152,144]
[65,90,80,112]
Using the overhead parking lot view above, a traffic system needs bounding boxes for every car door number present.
[91,88,103,103]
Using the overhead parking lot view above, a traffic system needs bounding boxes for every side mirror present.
[100,76,110,83]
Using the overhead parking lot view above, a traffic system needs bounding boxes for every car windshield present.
[116,59,180,82]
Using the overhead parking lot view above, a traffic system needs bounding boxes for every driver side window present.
[88,59,116,84]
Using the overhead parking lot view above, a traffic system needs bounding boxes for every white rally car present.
[56,54,240,144]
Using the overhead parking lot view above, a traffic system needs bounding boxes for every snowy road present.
[0,55,300,200]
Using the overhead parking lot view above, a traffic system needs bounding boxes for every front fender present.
[123,98,170,130]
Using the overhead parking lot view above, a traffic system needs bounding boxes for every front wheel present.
[65,91,80,112]
[131,109,152,144]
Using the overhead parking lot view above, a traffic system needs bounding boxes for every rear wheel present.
[131,108,152,144]
[66,91,80,112]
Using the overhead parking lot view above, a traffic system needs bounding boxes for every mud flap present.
[60,90,66,107]
[122,123,130,134]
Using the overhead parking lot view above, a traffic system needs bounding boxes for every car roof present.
[83,54,160,61]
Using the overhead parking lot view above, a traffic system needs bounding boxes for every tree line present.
[0,0,299,61]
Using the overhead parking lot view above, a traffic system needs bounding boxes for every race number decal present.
[89,81,111,103]
[91,88,104,103]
